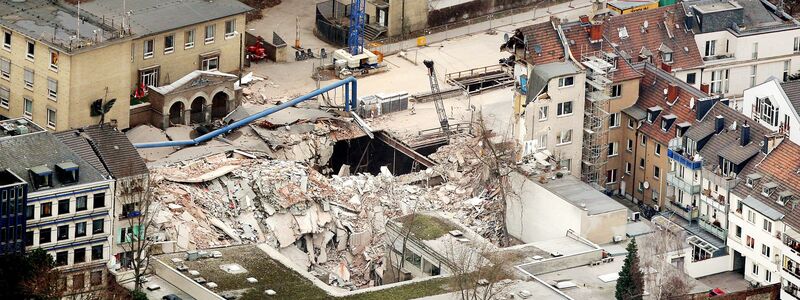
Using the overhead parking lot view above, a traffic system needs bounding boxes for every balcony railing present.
[702,53,735,62]
[667,172,702,195]
[784,234,800,256]
[700,189,728,213]
[702,169,739,191]
[699,217,728,240]
[668,149,702,170]
[666,200,699,221]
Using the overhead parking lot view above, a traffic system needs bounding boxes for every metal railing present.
[666,200,698,221]
[668,149,703,170]
[666,172,702,195]
[699,217,727,240]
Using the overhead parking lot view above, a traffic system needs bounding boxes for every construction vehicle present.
[332,0,379,78]
[423,60,450,134]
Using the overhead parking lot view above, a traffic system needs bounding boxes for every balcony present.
[700,189,728,213]
[668,149,702,170]
[699,217,727,240]
[702,53,735,63]
[666,200,699,221]
[667,172,702,195]
[702,169,739,191]
[784,234,800,256]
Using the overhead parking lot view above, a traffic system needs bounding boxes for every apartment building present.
[55,125,149,270]
[0,0,249,130]
[0,119,115,296]
[682,0,800,106]
[742,78,799,143]
[0,119,33,256]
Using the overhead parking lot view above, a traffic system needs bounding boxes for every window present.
[89,245,104,262]
[92,219,104,234]
[74,248,86,264]
[746,235,755,248]
[748,210,756,223]
[39,228,51,244]
[93,193,105,208]
[185,30,195,49]
[75,222,86,237]
[558,129,572,144]
[763,219,772,232]
[90,270,102,285]
[795,37,800,53]
[606,169,618,184]
[537,133,547,149]
[784,60,791,82]
[627,139,633,151]
[25,205,33,220]
[72,273,86,292]
[0,86,9,109]
[752,42,758,59]
[164,35,174,54]
[652,190,660,202]
[201,55,219,71]
[686,72,696,84]
[609,113,620,128]
[721,158,735,176]
[628,118,635,129]
[23,68,33,89]
[752,263,759,276]
[639,158,645,169]
[625,162,632,174]
[45,108,56,128]
[538,106,548,121]
[654,166,660,179]
[710,69,729,94]
[139,67,159,88]
[2,31,9,50]
[49,50,58,70]
[404,250,421,267]
[58,199,69,215]
[558,76,574,87]
[762,244,771,257]
[608,142,618,157]
[663,52,673,63]
[638,181,645,192]
[205,24,216,43]
[756,97,779,127]
[40,202,52,218]
[735,225,741,238]
[641,134,647,146]
[557,101,573,116]
[47,78,57,100]
[560,159,571,171]
[55,251,68,266]
[26,40,34,60]
[76,196,87,211]
[23,98,32,117]
[57,225,68,241]
[0,58,9,79]
[655,143,661,156]
[611,84,622,98]
[704,40,716,57]
[225,20,236,39]
[143,39,154,59]
[750,65,757,88]
[25,231,32,246]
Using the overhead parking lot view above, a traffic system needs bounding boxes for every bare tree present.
[638,226,695,299]
[444,240,512,300]
[117,176,156,292]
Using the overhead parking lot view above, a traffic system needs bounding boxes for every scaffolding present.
[581,50,615,188]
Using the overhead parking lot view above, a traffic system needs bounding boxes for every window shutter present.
[0,59,8,73]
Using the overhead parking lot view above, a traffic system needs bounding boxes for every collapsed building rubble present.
[148,135,512,289]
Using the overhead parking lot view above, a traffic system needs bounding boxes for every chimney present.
[762,136,769,154]
[696,97,717,120]
[741,122,750,146]
[715,115,725,134]
[661,62,672,72]
[667,83,679,101]
[700,84,710,94]
[589,23,603,43]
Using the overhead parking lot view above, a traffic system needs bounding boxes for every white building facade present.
[742,78,799,144]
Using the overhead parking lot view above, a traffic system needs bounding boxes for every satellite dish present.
[663,88,668,95]
[644,20,649,28]
[504,33,510,43]
[689,97,695,109]
[643,181,650,189]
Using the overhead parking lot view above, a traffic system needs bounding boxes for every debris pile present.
[149,136,509,289]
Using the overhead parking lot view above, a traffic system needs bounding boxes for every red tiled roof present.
[561,21,643,83]
[517,21,566,65]
[603,4,704,71]
[635,63,708,144]
[756,141,800,193]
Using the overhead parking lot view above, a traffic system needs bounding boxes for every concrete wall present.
[518,248,604,275]
[605,78,641,194]
[631,131,670,209]
[151,258,224,300]
[68,42,133,129]
[387,0,428,37]
[682,249,733,278]
[129,103,152,128]
[507,174,585,243]
[742,79,800,144]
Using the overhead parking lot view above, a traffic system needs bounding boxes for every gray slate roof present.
[685,119,715,141]
[696,102,772,169]
[780,80,800,117]
[741,195,784,220]
[54,130,110,178]
[82,125,149,179]
[0,132,107,191]
[526,62,580,104]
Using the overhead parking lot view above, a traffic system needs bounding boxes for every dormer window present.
[676,122,690,138]
[646,106,662,124]
[721,158,736,177]
[663,52,673,63]
[55,161,79,185]
[746,173,762,188]
[558,76,574,88]
[762,182,778,197]
[29,165,53,190]
[661,114,676,132]
[778,191,794,206]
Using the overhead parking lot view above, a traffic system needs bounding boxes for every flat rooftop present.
[692,0,742,13]
[0,169,24,187]
[0,118,45,140]
[538,176,628,215]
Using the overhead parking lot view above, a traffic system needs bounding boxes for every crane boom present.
[347,0,366,55]
[423,60,450,134]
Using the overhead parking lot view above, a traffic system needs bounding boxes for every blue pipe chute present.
[134,77,358,149]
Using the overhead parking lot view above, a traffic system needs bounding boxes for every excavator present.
[423,60,450,135]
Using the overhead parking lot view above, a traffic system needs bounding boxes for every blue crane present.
[348,0,366,55]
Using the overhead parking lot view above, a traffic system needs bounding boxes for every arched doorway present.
[211,91,229,119]
[190,97,206,124]
[168,101,185,125]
